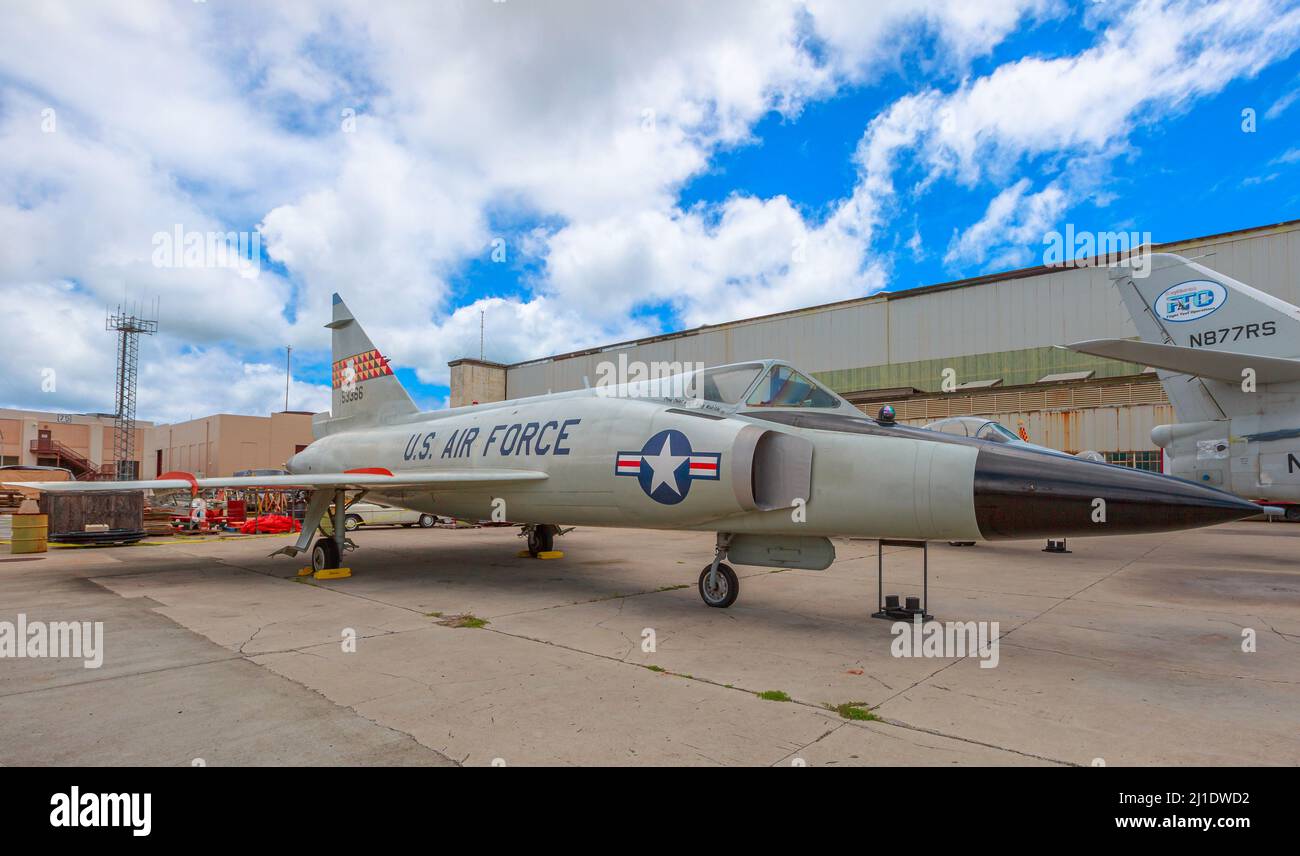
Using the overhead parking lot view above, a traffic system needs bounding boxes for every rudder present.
[323,293,418,431]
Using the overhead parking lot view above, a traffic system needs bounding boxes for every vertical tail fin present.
[322,294,418,432]
[1106,253,1300,422]
[1114,253,1300,357]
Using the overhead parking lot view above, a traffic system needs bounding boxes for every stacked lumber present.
[144,506,177,536]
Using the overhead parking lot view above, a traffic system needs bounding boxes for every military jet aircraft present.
[1068,253,1300,520]
[921,416,1104,461]
[8,293,1262,608]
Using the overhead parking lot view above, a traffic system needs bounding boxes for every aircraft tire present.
[527,525,556,555]
[311,537,341,571]
[698,563,739,608]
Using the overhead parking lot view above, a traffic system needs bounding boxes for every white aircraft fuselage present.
[290,387,987,542]
[1069,253,1300,513]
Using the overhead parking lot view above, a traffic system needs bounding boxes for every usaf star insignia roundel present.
[615,429,721,505]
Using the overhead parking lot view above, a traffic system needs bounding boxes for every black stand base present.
[872,539,933,621]
[872,608,935,621]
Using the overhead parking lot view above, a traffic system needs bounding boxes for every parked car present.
[343,502,437,530]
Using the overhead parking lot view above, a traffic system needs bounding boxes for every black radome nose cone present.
[973,445,1261,540]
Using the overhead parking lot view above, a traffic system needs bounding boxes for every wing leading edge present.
[2,469,549,493]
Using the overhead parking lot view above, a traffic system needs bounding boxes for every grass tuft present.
[832,702,879,721]
[758,690,792,702]
[437,614,488,629]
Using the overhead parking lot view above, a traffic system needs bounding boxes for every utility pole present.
[480,310,485,361]
[284,345,292,412]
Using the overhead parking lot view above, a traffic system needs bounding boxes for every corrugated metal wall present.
[501,221,1299,451]
[509,222,1299,394]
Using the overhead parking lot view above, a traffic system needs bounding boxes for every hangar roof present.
[503,216,1300,371]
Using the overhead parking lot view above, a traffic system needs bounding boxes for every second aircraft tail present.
[1068,253,1300,422]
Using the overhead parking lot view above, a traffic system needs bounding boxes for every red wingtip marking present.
[160,470,200,496]
[344,467,394,477]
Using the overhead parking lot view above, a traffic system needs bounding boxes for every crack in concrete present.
[71,531,1289,767]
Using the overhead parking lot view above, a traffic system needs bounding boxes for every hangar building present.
[0,408,313,480]
[448,218,1300,469]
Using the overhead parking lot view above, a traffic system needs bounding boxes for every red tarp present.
[239,515,302,534]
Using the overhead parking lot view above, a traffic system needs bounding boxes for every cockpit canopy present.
[924,416,1022,443]
[612,359,855,413]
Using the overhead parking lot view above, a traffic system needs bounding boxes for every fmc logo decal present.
[615,429,721,505]
[1155,279,1227,323]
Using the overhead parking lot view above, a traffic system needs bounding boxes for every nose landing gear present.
[698,533,738,608]
[698,562,738,608]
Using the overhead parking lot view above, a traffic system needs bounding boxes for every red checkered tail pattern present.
[319,293,419,435]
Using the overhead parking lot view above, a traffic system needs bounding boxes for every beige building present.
[448,358,508,408]
[142,412,315,478]
[0,408,149,478]
[0,407,316,481]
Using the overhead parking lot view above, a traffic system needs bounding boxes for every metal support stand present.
[1043,537,1071,553]
[334,488,347,556]
[871,539,933,621]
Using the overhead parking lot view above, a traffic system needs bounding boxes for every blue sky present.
[2,0,1299,421]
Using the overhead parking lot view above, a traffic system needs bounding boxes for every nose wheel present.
[698,562,738,608]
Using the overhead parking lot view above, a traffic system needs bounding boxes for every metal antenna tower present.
[106,299,158,480]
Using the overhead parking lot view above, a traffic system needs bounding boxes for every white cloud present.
[137,347,331,425]
[540,196,883,330]
[806,0,1060,77]
[944,179,1066,268]
[1265,87,1299,119]
[2,0,1297,422]
[849,0,1300,270]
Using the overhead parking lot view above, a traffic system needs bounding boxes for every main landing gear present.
[311,488,355,571]
[311,537,341,572]
[522,523,558,557]
[268,488,357,572]
[698,533,739,608]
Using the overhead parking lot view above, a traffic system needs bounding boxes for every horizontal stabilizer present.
[3,469,548,493]
[1064,339,1300,384]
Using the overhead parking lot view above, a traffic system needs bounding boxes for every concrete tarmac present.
[1,520,1296,766]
